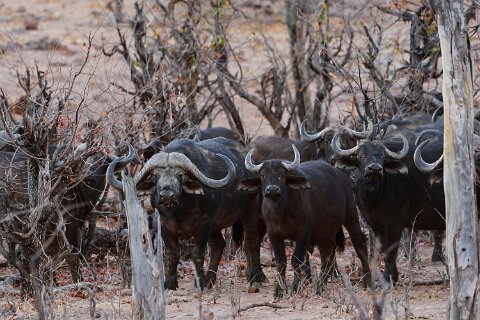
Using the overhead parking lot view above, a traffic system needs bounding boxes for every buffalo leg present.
[164,233,180,290]
[343,222,372,287]
[269,234,287,299]
[242,216,267,285]
[65,253,83,283]
[192,231,210,290]
[65,221,83,283]
[317,242,336,295]
[303,246,313,283]
[205,231,225,288]
[291,238,309,293]
[431,231,445,262]
[380,227,402,285]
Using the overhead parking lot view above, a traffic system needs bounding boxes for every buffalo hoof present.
[165,278,179,290]
[205,272,217,289]
[249,271,268,284]
[432,251,445,263]
[382,271,398,286]
[362,273,373,289]
[273,285,285,300]
[247,281,261,293]
[193,274,211,291]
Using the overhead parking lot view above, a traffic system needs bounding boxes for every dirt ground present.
[0,0,451,319]
[0,235,449,319]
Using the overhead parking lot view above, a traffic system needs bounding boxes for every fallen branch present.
[411,279,448,287]
[239,302,288,312]
[0,285,21,295]
[52,282,104,293]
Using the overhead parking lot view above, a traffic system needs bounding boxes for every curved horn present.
[73,143,88,157]
[106,143,138,190]
[179,152,235,188]
[282,144,301,170]
[432,106,443,123]
[383,134,409,159]
[366,117,375,139]
[331,132,359,157]
[245,148,263,173]
[337,117,374,140]
[135,151,236,188]
[134,152,169,185]
[414,139,443,173]
[106,157,125,190]
[415,129,444,146]
[299,120,334,142]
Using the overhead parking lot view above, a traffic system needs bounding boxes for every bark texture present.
[430,1,480,319]
[122,172,166,320]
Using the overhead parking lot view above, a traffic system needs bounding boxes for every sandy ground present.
[1,235,449,319]
[0,0,452,319]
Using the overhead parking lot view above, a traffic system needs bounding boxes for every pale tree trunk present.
[430,1,480,319]
[122,172,166,320]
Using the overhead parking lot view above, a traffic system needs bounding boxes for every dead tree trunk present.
[122,172,166,320]
[430,1,480,318]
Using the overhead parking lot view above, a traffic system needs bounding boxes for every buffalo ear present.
[286,175,312,190]
[333,157,357,171]
[429,169,443,184]
[236,177,261,192]
[384,159,408,174]
[183,178,204,194]
[137,180,155,192]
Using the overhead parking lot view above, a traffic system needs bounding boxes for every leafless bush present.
[103,1,248,144]
[0,35,109,318]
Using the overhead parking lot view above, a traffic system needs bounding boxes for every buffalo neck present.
[355,174,384,210]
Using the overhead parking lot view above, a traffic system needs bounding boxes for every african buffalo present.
[302,117,446,263]
[0,143,135,282]
[414,135,480,207]
[107,138,266,290]
[330,126,446,284]
[142,126,242,159]
[237,145,371,298]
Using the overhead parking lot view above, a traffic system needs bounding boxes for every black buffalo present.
[302,117,446,263]
[414,134,480,207]
[330,126,446,284]
[237,145,371,298]
[107,138,265,290]
[141,126,243,159]
[0,143,135,282]
[250,134,318,163]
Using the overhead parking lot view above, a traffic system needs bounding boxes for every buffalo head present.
[108,144,236,209]
[331,124,409,180]
[237,145,311,200]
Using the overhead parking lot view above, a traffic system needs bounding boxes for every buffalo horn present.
[383,134,409,159]
[299,120,334,142]
[135,151,236,189]
[245,148,263,173]
[331,132,359,157]
[282,144,301,170]
[339,117,375,140]
[106,143,138,190]
[413,139,443,173]
[415,129,444,146]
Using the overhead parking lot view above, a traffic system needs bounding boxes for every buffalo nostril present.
[265,185,280,195]
[159,191,175,202]
[368,164,382,171]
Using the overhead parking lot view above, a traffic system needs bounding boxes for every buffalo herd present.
[0,116,470,297]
